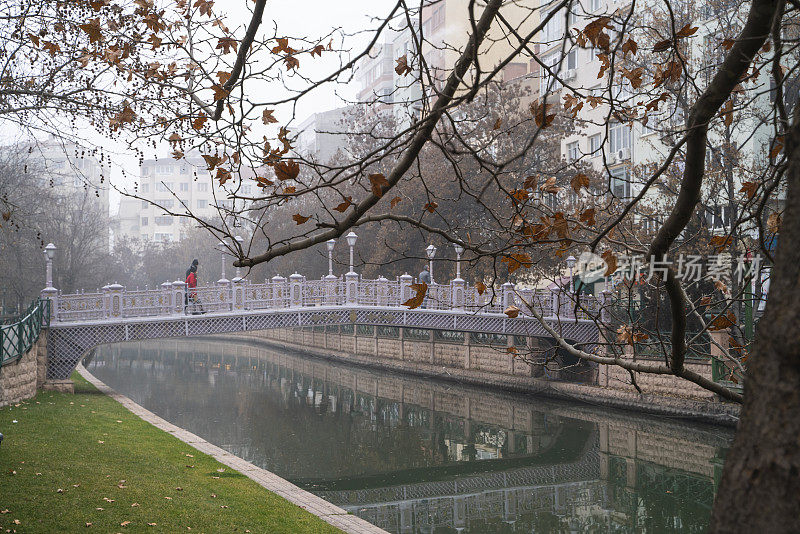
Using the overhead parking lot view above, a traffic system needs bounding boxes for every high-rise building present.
[117,154,253,243]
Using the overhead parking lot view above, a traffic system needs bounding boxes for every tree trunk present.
[710,118,800,531]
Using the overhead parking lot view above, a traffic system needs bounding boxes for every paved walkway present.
[77,365,388,534]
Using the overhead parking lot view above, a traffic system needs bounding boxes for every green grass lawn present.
[0,374,342,533]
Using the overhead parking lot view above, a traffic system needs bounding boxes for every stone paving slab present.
[77,365,388,534]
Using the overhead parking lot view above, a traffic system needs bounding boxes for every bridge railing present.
[45,274,605,324]
[1,298,49,367]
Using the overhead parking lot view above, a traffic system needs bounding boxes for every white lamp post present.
[346,231,358,274]
[453,243,464,281]
[233,235,244,282]
[426,244,437,284]
[217,240,229,283]
[566,255,577,294]
[43,243,56,290]
[326,239,336,277]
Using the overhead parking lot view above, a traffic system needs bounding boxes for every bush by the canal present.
[0,374,341,533]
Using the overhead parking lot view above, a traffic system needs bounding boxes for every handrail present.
[50,276,604,324]
[0,298,50,367]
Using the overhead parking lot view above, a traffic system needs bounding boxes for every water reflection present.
[87,337,733,533]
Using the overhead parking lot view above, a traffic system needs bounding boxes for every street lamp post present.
[233,235,244,282]
[43,243,56,290]
[566,255,577,294]
[345,232,359,304]
[426,244,437,284]
[346,231,358,274]
[453,243,464,281]
[326,239,336,277]
[217,241,229,284]
[41,243,58,321]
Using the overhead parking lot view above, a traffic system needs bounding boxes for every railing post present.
[600,289,611,324]
[289,273,303,308]
[376,275,389,306]
[451,278,466,311]
[345,272,359,305]
[550,287,559,317]
[172,281,186,315]
[399,273,413,304]
[232,278,245,311]
[271,275,286,308]
[502,282,515,310]
[160,282,173,315]
[104,283,124,319]
[40,287,58,322]
[324,274,339,305]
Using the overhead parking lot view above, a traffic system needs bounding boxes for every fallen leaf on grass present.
[220,505,229,509]
[98,441,104,444]
[85,522,93,527]
[121,520,131,526]
[103,497,115,503]
[185,465,195,468]
[164,496,172,500]
[185,454,194,458]
[211,493,217,498]
[73,484,81,488]
[175,487,183,491]
[95,508,104,511]
[216,468,226,473]
[0,509,9,514]
[131,503,140,507]
[57,488,64,493]
[147,523,157,527]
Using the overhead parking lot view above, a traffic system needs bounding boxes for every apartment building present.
[117,155,253,243]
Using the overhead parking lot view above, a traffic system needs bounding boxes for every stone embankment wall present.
[0,336,46,407]
[242,326,739,425]
[0,331,72,407]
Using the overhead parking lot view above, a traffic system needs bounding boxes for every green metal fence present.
[0,299,50,367]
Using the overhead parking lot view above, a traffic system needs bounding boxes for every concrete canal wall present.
[239,326,739,425]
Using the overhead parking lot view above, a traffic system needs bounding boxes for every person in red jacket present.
[185,264,201,314]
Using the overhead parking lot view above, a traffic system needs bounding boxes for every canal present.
[86,336,734,533]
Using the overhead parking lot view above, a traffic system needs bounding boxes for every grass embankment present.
[0,374,341,533]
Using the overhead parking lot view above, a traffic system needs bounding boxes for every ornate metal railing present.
[1,299,50,367]
[44,274,607,325]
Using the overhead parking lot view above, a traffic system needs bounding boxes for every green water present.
[87,336,734,533]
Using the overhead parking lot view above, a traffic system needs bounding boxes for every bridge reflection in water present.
[86,337,733,534]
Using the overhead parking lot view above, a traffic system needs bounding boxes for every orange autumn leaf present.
[369,173,389,197]
[403,282,427,309]
[292,213,311,225]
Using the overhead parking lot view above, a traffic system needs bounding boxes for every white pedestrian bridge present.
[43,273,605,380]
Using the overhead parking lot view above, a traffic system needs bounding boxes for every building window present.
[197,199,208,209]
[142,167,149,176]
[566,141,580,161]
[141,217,148,226]
[543,9,565,45]
[156,164,173,175]
[158,199,174,209]
[156,182,173,192]
[141,200,149,209]
[179,182,189,192]
[609,122,631,154]
[154,233,173,243]
[197,182,209,192]
[155,216,172,226]
[540,52,561,95]
[589,133,602,153]
[590,0,602,12]
[566,49,578,71]
[610,167,630,198]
